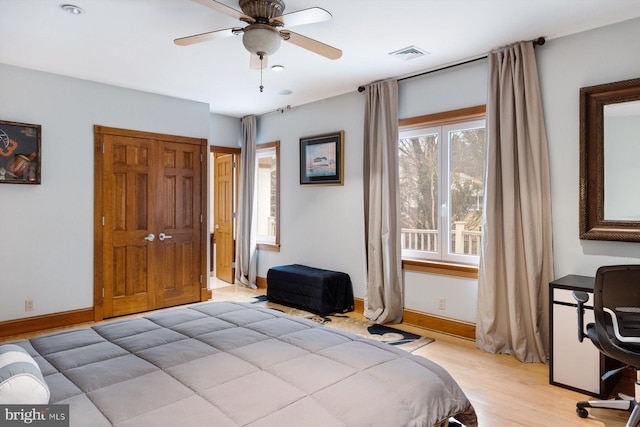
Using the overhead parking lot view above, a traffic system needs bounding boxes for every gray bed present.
[8,301,478,426]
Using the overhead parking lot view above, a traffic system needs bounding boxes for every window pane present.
[399,115,485,265]
[399,132,439,254]
[256,152,276,240]
[448,127,485,256]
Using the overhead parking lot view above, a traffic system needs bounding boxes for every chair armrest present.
[573,291,590,343]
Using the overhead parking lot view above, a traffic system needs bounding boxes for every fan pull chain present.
[259,52,265,93]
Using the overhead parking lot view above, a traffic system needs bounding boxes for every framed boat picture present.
[299,130,344,186]
[0,120,41,184]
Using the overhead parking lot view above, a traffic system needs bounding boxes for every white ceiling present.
[2,0,640,118]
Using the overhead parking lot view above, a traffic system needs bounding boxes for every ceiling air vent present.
[389,45,429,61]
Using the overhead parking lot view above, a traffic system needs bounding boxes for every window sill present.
[257,243,280,252]
[402,259,478,279]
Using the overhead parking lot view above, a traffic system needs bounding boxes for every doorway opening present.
[209,146,240,289]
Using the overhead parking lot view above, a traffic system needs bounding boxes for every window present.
[398,109,485,265]
[256,141,280,250]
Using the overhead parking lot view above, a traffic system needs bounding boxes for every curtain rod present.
[260,104,292,116]
[357,37,546,92]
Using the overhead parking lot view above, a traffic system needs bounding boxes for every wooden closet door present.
[102,134,158,318]
[96,126,206,319]
[156,141,202,308]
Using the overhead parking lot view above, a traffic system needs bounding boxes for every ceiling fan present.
[174,0,342,70]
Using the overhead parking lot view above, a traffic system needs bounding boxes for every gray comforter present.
[11,301,477,426]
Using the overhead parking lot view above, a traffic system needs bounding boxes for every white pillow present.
[0,344,50,404]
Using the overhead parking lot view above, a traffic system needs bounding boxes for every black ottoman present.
[267,264,354,315]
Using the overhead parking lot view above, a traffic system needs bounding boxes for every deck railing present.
[401,222,482,256]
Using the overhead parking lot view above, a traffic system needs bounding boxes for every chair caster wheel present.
[576,407,589,418]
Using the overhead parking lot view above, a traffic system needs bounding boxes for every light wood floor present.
[4,284,633,426]
[213,285,631,427]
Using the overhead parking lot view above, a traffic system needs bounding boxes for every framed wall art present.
[299,130,344,186]
[0,120,41,184]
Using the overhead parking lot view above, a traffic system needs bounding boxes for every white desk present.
[549,275,619,398]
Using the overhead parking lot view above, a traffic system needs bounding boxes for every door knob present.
[215,224,220,229]
[158,232,173,241]
[144,233,155,241]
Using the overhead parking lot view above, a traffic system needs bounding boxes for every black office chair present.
[573,265,640,426]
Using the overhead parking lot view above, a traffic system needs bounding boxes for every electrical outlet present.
[25,299,34,312]
[437,297,446,310]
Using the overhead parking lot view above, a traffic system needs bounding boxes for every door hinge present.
[232,212,237,219]
[102,216,105,226]
[231,262,236,268]
[200,214,203,224]
[102,143,105,154]
[200,153,203,162]
[102,288,105,297]
[199,275,203,284]
[233,161,237,168]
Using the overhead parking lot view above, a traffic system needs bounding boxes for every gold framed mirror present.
[580,77,640,241]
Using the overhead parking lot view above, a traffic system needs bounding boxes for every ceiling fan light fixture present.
[271,65,284,72]
[242,24,281,56]
[239,0,285,20]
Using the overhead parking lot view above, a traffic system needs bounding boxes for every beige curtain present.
[235,115,257,289]
[363,80,403,324]
[476,42,554,363]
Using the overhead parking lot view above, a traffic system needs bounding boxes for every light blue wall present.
[399,59,488,118]
[209,114,240,148]
[538,17,640,277]
[2,16,640,325]
[257,17,640,323]
[0,64,233,322]
[256,93,367,294]
[255,61,487,322]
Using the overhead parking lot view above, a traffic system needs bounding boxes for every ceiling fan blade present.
[270,7,332,27]
[191,0,255,23]
[281,30,342,60]
[249,54,269,70]
[174,27,239,46]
